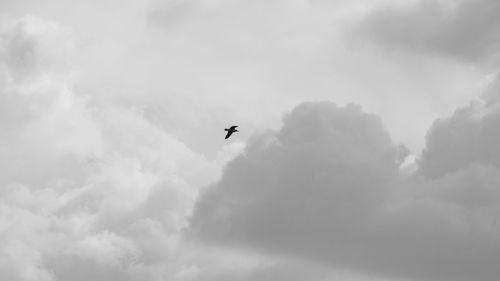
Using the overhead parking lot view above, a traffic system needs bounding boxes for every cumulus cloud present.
[0,12,347,281]
[419,99,500,178]
[359,0,500,63]
[191,102,406,276]
[192,100,500,281]
[3,2,500,281]
[0,15,222,281]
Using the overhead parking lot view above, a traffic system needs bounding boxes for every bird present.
[224,125,239,139]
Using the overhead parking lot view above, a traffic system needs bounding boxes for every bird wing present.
[229,125,238,130]
[225,130,234,139]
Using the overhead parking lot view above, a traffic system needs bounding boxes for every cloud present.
[359,0,500,63]
[0,15,222,281]
[0,15,73,80]
[0,12,348,281]
[192,100,500,281]
[3,2,500,281]
[419,98,500,178]
[191,102,407,277]
[134,0,488,156]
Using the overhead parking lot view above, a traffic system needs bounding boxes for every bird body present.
[224,125,239,139]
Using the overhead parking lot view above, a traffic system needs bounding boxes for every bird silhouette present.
[224,125,239,139]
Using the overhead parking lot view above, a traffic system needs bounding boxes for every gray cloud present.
[483,73,500,103]
[191,102,406,277]
[359,0,500,62]
[192,101,500,281]
[419,99,500,178]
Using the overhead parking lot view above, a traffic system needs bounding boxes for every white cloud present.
[0,15,221,281]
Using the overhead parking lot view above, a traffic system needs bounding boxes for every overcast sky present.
[1,0,500,280]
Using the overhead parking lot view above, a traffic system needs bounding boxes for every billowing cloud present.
[192,100,500,281]
[3,1,500,281]
[419,99,500,178]
[0,12,345,281]
[191,102,406,276]
[0,15,222,281]
[359,0,500,62]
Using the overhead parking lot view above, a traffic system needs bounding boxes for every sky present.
[1,0,500,280]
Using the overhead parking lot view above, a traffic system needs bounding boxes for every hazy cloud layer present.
[360,0,500,63]
[192,100,500,281]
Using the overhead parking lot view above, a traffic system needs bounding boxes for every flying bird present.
[224,125,239,139]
